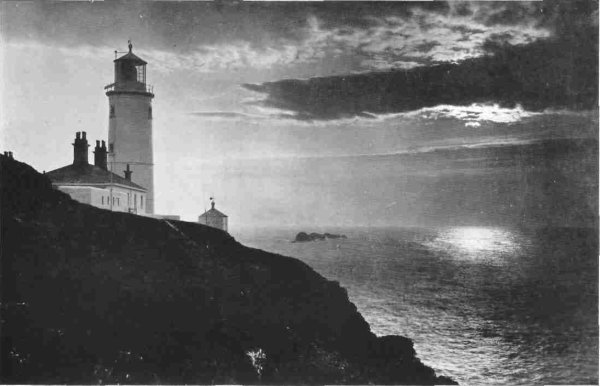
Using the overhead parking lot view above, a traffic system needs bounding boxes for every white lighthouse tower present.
[105,41,155,214]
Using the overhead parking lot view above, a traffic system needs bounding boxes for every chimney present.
[211,201,215,210]
[123,164,132,180]
[72,131,89,165]
[94,140,108,170]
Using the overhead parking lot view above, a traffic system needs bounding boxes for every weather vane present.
[114,40,132,59]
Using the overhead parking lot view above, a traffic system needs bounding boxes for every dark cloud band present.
[242,0,597,121]
[243,22,597,121]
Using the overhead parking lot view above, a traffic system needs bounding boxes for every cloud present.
[189,109,299,122]
[11,2,554,75]
[347,138,539,160]
[5,1,596,121]
[0,1,570,76]
[358,103,541,125]
[360,60,421,71]
[190,111,255,119]
[412,104,542,126]
[135,43,301,74]
[242,13,598,121]
[280,3,551,72]
[214,135,588,164]
[362,10,549,65]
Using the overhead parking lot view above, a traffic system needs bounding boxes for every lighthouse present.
[105,41,155,214]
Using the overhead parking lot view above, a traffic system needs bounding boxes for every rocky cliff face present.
[0,155,455,384]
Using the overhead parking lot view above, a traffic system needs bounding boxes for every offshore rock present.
[0,154,456,385]
[294,232,348,242]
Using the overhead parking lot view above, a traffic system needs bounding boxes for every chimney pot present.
[73,131,89,165]
[93,138,108,170]
[123,164,132,180]
[82,131,87,140]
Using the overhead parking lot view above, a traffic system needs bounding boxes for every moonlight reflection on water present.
[427,227,523,264]
[236,226,598,384]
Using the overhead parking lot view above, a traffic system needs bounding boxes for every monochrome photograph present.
[1,0,598,384]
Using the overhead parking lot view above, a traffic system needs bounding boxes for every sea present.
[234,226,599,385]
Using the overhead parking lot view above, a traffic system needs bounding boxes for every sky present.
[1,0,598,229]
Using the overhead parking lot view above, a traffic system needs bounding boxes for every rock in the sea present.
[1,154,455,385]
[294,232,347,242]
[294,231,312,242]
[324,232,347,239]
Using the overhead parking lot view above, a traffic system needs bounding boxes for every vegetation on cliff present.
[0,155,455,384]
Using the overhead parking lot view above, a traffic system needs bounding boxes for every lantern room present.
[106,41,153,95]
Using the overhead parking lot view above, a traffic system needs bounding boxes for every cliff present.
[0,155,455,384]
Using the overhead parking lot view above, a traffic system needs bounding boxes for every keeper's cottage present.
[46,132,147,213]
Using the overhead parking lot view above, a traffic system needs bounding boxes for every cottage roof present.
[46,163,146,191]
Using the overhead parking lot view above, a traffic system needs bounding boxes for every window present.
[141,196,144,208]
[148,106,152,120]
[136,65,145,83]
[134,194,137,208]
[109,143,114,153]
[102,196,104,205]
[117,198,120,206]
[110,105,115,118]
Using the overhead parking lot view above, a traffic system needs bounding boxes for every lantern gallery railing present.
[104,82,154,94]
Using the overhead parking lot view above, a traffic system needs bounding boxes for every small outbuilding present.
[198,199,228,232]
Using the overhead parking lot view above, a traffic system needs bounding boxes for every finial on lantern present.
[128,40,132,53]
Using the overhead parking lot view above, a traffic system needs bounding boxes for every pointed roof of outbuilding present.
[199,208,228,218]
[199,202,228,218]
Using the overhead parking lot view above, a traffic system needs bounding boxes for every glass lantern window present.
[135,65,146,84]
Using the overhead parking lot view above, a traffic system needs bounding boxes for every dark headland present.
[0,155,456,385]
